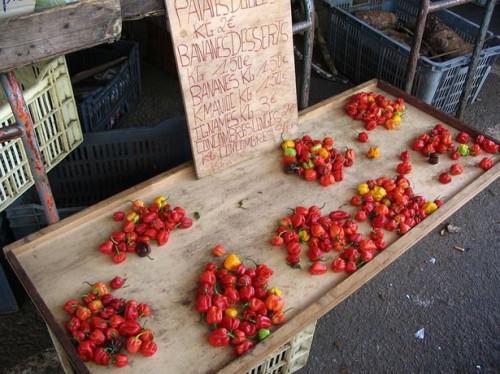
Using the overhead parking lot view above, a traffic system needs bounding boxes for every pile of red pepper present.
[345,92,406,131]
[62,277,157,368]
[411,125,497,182]
[99,196,193,264]
[195,253,286,356]
[271,206,382,275]
[351,175,441,234]
[281,136,355,187]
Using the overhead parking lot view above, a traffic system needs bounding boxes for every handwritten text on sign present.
[166,0,299,177]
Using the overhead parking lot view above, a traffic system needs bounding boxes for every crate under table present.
[5,80,499,374]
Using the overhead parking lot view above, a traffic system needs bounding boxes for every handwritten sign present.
[165,0,299,177]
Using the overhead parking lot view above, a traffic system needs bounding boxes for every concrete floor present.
[1,2,499,373]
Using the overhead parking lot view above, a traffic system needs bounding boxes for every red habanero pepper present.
[114,354,128,368]
[221,315,240,331]
[255,315,272,330]
[93,347,111,366]
[329,210,350,221]
[223,287,240,305]
[124,300,139,321]
[234,340,254,356]
[208,328,231,347]
[119,320,142,337]
[140,341,158,357]
[199,271,216,286]
[239,321,257,337]
[196,294,212,313]
[109,315,125,329]
[212,294,229,310]
[110,276,126,289]
[140,329,154,342]
[126,335,143,354]
[89,329,106,346]
[105,327,120,341]
[138,303,151,317]
[231,330,247,345]
[220,274,237,287]
[63,299,80,315]
[239,286,255,302]
[233,263,247,276]
[309,262,328,275]
[254,287,267,300]
[77,341,95,362]
[206,306,223,325]
[237,274,252,287]
[255,264,273,279]
[90,316,107,330]
[252,275,268,288]
[248,297,267,315]
[197,283,214,297]
[156,230,169,246]
[479,157,493,171]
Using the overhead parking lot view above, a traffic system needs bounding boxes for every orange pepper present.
[271,311,286,325]
[266,294,284,312]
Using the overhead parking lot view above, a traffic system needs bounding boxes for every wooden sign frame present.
[164,0,299,177]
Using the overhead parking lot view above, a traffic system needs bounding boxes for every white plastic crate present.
[246,322,316,374]
[0,56,83,213]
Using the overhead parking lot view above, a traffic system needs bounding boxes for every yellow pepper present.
[392,113,402,126]
[224,308,238,318]
[131,199,145,212]
[281,140,295,150]
[318,148,329,159]
[126,211,139,223]
[223,253,241,271]
[372,186,387,201]
[357,183,370,196]
[268,287,283,297]
[367,147,381,159]
[423,201,438,215]
[153,195,168,208]
[298,230,310,242]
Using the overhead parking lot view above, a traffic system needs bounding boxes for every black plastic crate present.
[67,40,142,132]
[327,0,500,114]
[6,117,192,238]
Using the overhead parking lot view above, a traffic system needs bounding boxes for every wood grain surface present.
[6,81,499,373]
[0,0,122,73]
[165,0,298,177]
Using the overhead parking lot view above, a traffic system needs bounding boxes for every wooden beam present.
[121,0,165,20]
[0,0,122,73]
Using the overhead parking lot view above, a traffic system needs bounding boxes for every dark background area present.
[1,2,499,373]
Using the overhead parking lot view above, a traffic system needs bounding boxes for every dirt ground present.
[0,2,499,373]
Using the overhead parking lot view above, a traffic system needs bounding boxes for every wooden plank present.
[0,0,122,73]
[121,0,165,20]
[6,81,499,374]
[165,0,299,178]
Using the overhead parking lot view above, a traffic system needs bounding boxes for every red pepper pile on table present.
[411,125,498,183]
[345,92,406,131]
[271,206,388,275]
[62,277,157,368]
[195,252,286,356]
[99,196,193,264]
[350,175,441,235]
[280,136,355,187]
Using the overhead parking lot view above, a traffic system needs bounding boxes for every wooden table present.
[5,80,499,373]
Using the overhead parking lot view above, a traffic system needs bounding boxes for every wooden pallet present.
[5,80,499,373]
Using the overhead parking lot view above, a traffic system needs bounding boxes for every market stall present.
[1,0,499,373]
[5,80,499,373]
